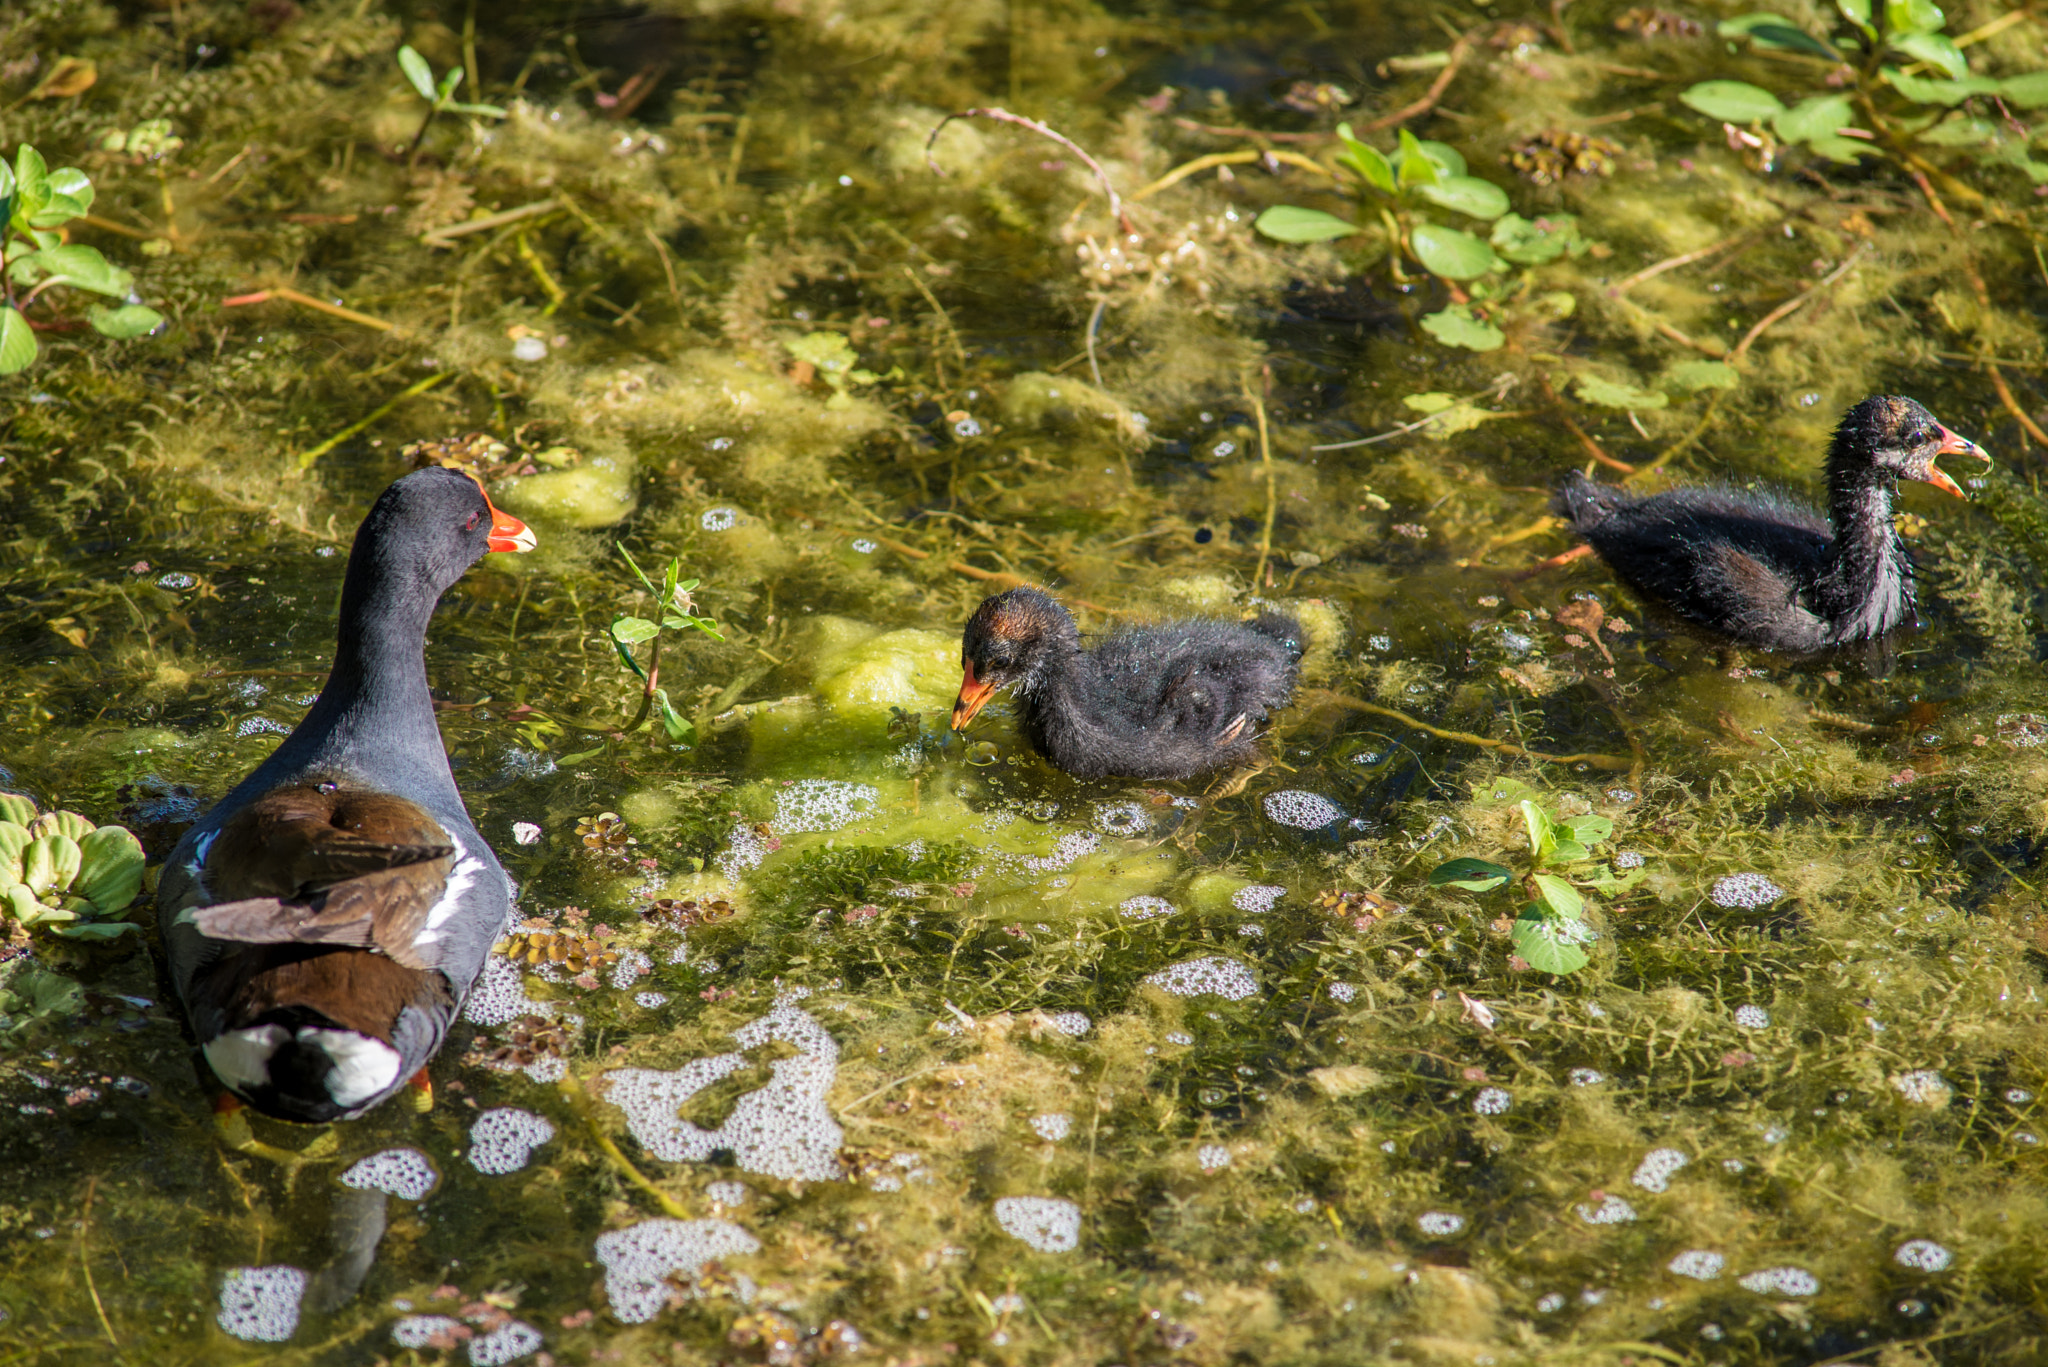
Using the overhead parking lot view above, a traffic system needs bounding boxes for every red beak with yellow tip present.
[1921,424,1989,500]
[951,659,998,731]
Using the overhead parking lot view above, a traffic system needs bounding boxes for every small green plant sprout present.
[0,145,162,376]
[783,331,901,410]
[1687,2,2048,191]
[1254,128,1587,352]
[609,545,725,745]
[1426,792,1639,976]
[397,45,507,162]
[0,793,147,943]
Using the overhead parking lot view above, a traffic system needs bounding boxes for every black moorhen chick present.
[159,467,536,1125]
[951,586,1304,780]
[1551,395,1986,652]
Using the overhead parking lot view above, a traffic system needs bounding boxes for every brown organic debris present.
[1504,130,1622,187]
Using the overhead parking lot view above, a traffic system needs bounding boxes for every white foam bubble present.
[1232,884,1285,914]
[1328,982,1357,1003]
[1734,1004,1770,1029]
[993,1197,1081,1253]
[1569,1068,1605,1086]
[1709,873,1785,909]
[635,991,670,1008]
[609,949,652,989]
[773,779,879,834]
[468,1108,557,1176]
[1417,1212,1464,1236]
[1045,1011,1091,1036]
[1737,1267,1818,1297]
[1263,790,1342,829]
[1144,956,1258,1000]
[339,1148,437,1201]
[705,1180,748,1206]
[218,1266,306,1342]
[1018,831,1099,873]
[1094,802,1150,836]
[1575,1195,1637,1224]
[512,822,542,846]
[1632,1148,1689,1192]
[1118,896,1176,922]
[1895,1239,1952,1272]
[1197,1145,1231,1173]
[392,1316,468,1350]
[595,1219,761,1323]
[1030,1113,1072,1142]
[700,507,739,531]
[1892,1070,1951,1106]
[715,823,770,879]
[1473,1087,1511,1116]
[603,990,842,1181]
[1667,1250,1725,1280]
[463,955,562,1027]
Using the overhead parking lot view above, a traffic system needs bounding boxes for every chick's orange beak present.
[951,659,997,732]
[488,502,537,553]
[1923,424,1990,500]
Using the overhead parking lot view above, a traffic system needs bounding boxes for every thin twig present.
[927,107,1135,234]
[294,371,454,471]
[1170,117,1328,144]
[1627,390,1722,481]
[1537,373,1633,472]
[1357,33,1476,132]
[1985,360,2048,447]
[901,265,968,374]
[418,198,561,246]
[1084,297,1106,386]
[1729,243,1868,364]
[1306,689,1633,770]
[1243,369,1277,591]
[1131,148,1332,201]
[1610,230,1751,296]
[643,226,685,323]
[948,561,1112,614]
[221,285,397,332]
[560,1072,691,1218]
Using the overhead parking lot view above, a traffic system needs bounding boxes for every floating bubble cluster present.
[1143,956,1258,1000]
[1614,850,1645,869]
[1569,1068,1606,1087]
[1093,802,1149,836]
[1044,1011,1091,1036]
[700,507,739,531]
[635,991,669,1008]
[339,1148,437,1200]
[993,1197,1081,1253]
[1017,831,1100,873]
[1668,1250,1725,1280]
[1416,1212,1464,1236]
[468,1108,556,1175]
[1472,1087,1512,1116]
[468,1320,544,1366]
[511,821,541,845]
[603,989,843,1181]
[595,1219,761,1323]
[463,955,563,1028]
[1030,1113,1072,1141]
[1328,982,1357,1003]
[392,1316,467,1349]
[1892,1070,1952,1106]
[1262,790,1342,829]
[1738,1267,1818,1296]
[217,1266,306,1343]
[705,1181,748,1205]
[1708,873,1785,909]
[1575,1195,1637,1224]
[1632,1148,1689,1192]
[1895,1239,1953,1272]
[773,780,879,834]
[1733,1004,1771,1029]
[1196,1145,1231,1173]
[608,949,652,989]
[1231,883,1285,913]
[1118,895,1176,921]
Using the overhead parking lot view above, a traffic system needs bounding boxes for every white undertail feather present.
[298,1028,404,1105]
[203,1025,289,1094]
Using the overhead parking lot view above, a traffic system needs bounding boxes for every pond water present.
[3,0,2048,1363]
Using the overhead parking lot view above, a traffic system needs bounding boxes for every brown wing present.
[195,784,455,971]
[195,945,454,1039]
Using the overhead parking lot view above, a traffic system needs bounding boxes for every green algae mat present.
[4,0,2048,1362]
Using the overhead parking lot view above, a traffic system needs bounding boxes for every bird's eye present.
[463,511,483,532]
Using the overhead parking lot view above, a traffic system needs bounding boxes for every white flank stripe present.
[413,829,481,949]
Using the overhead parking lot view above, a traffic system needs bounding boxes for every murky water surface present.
[4,1,2048,1362]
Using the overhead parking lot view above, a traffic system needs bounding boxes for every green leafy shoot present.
[608,544,724,745]
[1423,794,1637,977]
[0,144,162,375]
[398,44,507,162]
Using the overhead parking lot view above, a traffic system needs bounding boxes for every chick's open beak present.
[951,659,997,731]
[1922,424,1990,500]
[488,502,537,553]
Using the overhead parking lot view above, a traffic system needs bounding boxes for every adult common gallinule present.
[159,467,536,1125]
[1551,395,1986,652]
[951,586,1304,779]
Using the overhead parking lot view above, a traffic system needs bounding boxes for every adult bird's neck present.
[1818,457,1912,641]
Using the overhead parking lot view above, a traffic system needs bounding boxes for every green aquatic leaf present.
[2000,72,2048,109]
[21,834,81,898]
[1774,94,1853,143]
[29,243,131,296]
[1886,0,1945,36]
[654,687,695,744]
[1916,116,1995,146]
[1889,31,1967,79]
[397,45,439,101]
[1575,375,1669,410]
[1513,909,1592,974]
[446,100,508,118]
[1409,222,1498,279]
[1414,139,1467,177]
[1427,857,1516,892]
[29,166,93,228]
[1518,799,1554,858]
[1395,129,1441,188]
[0,796,31,827]
[1416,175,1510,220]
[0,307,37,375]
[435,66,464,103]
[1419,306,1504,351]
[1836,0,1875,35]
[1561,814,1614,845]
[2,884,43,924]
[1253,206,1361,242]
[30,811,95,842]
[1531,872,1585,920]
[74,826,145,915]
[1335,124,1395,193]
[1741,22,1841,58]
[1886,67,1999,104]
[1489,212,1583,265]
[610,615,661,645]
[1807,134,1877,163]
[48,920,140,941]
[1545,839,1590,866]
[13,145,49,222]
[1663,359,1741,392]
[88,304,162,338]
[1680,80,1787,124]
